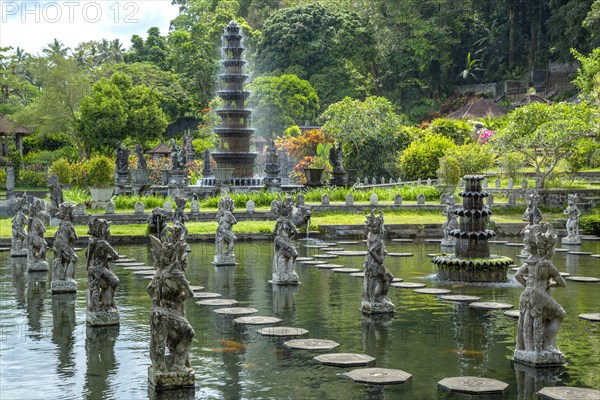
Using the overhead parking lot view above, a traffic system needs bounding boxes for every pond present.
[1,238,599,399]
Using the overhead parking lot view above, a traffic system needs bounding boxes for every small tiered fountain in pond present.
[432,175,513,282]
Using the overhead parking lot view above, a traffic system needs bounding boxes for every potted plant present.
[87,155,115,206]
[304,143,332,186]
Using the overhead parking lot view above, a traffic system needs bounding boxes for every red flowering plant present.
[276,128,335,184]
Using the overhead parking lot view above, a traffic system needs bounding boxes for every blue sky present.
[0,0,179,54]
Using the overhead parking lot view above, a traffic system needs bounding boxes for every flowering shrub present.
[147,157,172,185]
[478,128,495,144]
[186,159,203,184]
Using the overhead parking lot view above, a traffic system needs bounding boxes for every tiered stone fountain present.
[432,175,513,282]
[212,21,257,179]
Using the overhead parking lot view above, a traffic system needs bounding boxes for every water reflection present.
[214,265,235,294]
[51,293,76,379]
[84,326,119,400]
[147,386,195,400]
[565,254,580,275]
[272,284,298,315]
[513,361,564,400]
[12,259,26,307]
[26,271,47,334]
[361,313,393,358]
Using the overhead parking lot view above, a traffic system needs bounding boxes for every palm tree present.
[43,39,70,59]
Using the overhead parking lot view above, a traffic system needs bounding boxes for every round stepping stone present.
[338,241,360,245]
[504,310,520,319]
[413,288,452,295]
[438,377,508,395]
[427,253,437,257]
[554,248,570,252]
[568,251,593,256]
[124,266,154,271]
[392,277,403,283]
[313,254,339,259]
[326,250,367,256]
[214,307,258,316]
[319,247,343,251]
[117,255,128,259]
[591,254,600,258]
[304,244,333,249]
[331,267,361,273]
[582,235,600,241]
[257,327,308,337]
[314,353,375,367]
[504,242,524,247]
[511,267,520,272]
[113,258,138,263]
[425,239,442,243]
[468,302,513,310]
[565,276,600,283]
[115,262,146,267]
[132,270,156,275]
[391,282,426,289]
[439,295,481,302]
[538,387,600,400]
[387,252,414,257]
[193,292,222,299]
[578,313,600,322]
[299,260,327,265]
[0,247,11,252]
[296,257,314,261]
[233,316,281,325]
[189,286,205,292]
[284,338,339,350]
[559,272,570,277]
[74,247,84,251]
[316,264,344,269]
[349,272,364,278]
[345,368,412,385]
[196,299,238,306]
[142,275,153,280]
[391,239,413,243]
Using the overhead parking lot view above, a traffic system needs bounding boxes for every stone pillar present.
[5,162,15,199]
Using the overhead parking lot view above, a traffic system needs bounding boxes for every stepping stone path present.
[391,239,413,243]
[257,327,308,337]
[387,253,414,257]
[313,254,339,259]
[299,260,327,265]
[338,241,360,245]
[331,268,361,273]
[391,282,426,289]
[326,250,367,256]
[284,339,339,350]
[468,302,513,310]
[296,257,314,261]
[113,258,138,263]
[567,251,593,256]
[116,262,147,267]
[196,299,238,306]
[316,264,344,269]
[413,288,452,295]
[123,266,154,271]
[565,276,600,283]
[189,286,205,292]
[314,353,375,367]
[504,310,520,319]
[234,316,281,325]
[345,368,412,385]
[504,243,524,247]
[439,295,481,302]
[213,307,258,316]
[554,248,570,252]
[578,313,600,322]
[424,239,442,243]
[349,272,364,278]
[438,377,508,395]
[538,387,600,399]
[193,292,222,299]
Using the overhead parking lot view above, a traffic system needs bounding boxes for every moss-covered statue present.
[214,196,237,265]
[27,198,49,271]
[50,203,78,293]
[561,194,581,245]
[11,195,28,257]
[271,195,299,285]
[361,210,395,314]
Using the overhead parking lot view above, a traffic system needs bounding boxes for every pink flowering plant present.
[478,128,495,144]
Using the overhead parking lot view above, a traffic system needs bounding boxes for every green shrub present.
[446,144,495,175]
[429,118,473,144]
[113,194,173,209]
[498,152,524,180]
[566,138,600,172]
[50,159,73,185]
[580,214,600,235]
[398,134,455,180]
[0,167,6,187]
[87,156,115,187]
[63,188,92,204]
[17,170,47,188]
[437,155,461,185]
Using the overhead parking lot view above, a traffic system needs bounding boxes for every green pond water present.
[1,238,599,400]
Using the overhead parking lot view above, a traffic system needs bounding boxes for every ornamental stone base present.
[87,310,120,326]
[561,236,581,245]
[51,279,77,293]
[432,255,513,282]
[213,254,236,266]
[28,260,49,272]
[513,350,566,367]
[271,272,300,285]
[440,238,457,247]
[148,366,195,390]
[11,249,28,258]
[361,301,395,315]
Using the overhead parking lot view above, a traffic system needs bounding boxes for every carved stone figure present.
[173,196,189,230]
[291,197,311,230]
[514,223,566,366]
[361,210,395,314]
[86,217,120,326]
[27,199,49,271]
[169,139,185,171]
[202,149,213,177]
[48,173,63,214]
[11,196,28,257]
[147,230,195,390]
[214,196,237,265]
[523,190,542,228]
[135,144,147,170]
[115,142,129,173]
[441,195,458,246]
[182,130,194,165]
[51,203,78,293]
[329,142,344,173]
[561,194,581,245]
[271,195,300,285]
[147,207,167,236]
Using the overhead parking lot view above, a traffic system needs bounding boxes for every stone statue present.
[11,196,29,257]
[50,203,78,293]
[291,197,312,230]
[182,130,194,165]
[135,144,147,170]
[173,196,189,224]
[147,207,167,236]
[116,142,129,173]
[27,199,49,271]
[48,173,63,214]
[361,210,395,314]
[441,195,458,247]
[202,149,213,177]
[329,142,344,173]
[214,196,237,265]
[169,139,185,171]
[522,190,542,228]
[271,195,300,285]
[147,229,195,389]
[561,194,581,245]
[86,217,120,326]
[514,223,566,366]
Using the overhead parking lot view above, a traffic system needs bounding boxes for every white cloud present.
[0,0,180,54]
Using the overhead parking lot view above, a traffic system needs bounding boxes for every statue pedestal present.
[561,236,581,245]
[440,238,456,247]
[330,171,348,187]
[87,310,120,326]
[10,249,28,258]
[213,254,237,266]
[28,260,49,272]
[513,350,566,367]
[270,272,300,285]
[148,366,195,390]
[361,301,395,315]
[169,170,187,187]
[116,171,130,186]
[50,278,77,293]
